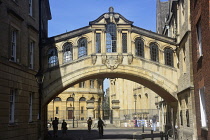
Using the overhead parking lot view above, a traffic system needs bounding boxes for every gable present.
[89,7,133,25]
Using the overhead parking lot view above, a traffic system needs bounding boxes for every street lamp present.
[72,93,75,128]
[35,71,44,120]
[35,70,44,140]
[133,94,137,115]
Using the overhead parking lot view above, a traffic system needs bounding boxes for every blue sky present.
[48,0,160,37]
[48,0,163,91]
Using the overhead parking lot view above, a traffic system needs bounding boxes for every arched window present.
[63,42,73,63]
[48,48,58,68]
[54,97,61,101]
[78,38,87,58]
[90,97,95,101]
[79,97,86,101]
[150,43,159,62]
[135,38,144,57]
[106,23,117,53]
[164,48,174,67]
[67,97,74,101]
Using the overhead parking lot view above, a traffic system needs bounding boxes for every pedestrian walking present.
[52,117,59,137]
[98,117,105,137]
[152,116,157,131]
[87,117,93,133]
[61,119,68,137]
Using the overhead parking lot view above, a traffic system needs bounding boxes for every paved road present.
[47,128,164,140]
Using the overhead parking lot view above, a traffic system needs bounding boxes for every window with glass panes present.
[63,43,73,63]
[135,38,144,57]
[9,89,16,123]
[78,38,87,58]
[106,23,117,53]
[150,43,159,62]
[29,92,33,122]
[11,30,17,62]
[29,0,33,16]
[122,33,127,53]
[164,48,173,67]
[196,19,202,57]
[96,33,101,53]
[48,48,58,68]
[29,41,34,69]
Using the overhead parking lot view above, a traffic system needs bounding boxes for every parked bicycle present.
[166,128,178,139]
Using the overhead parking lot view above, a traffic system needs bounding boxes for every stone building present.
[47,79,104,127]
[157,0,197,139]
[109,78,159,127]
[190,0,210,139]
[0,0,51,140]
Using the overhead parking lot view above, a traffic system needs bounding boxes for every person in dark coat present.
[87,117,93,133]
[52,117,58,137]
[98,117,105,137]
[61,120,68,137]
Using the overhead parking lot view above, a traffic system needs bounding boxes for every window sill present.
[8,123,18,127]
[28,14,36,21]
[201,127,208,131]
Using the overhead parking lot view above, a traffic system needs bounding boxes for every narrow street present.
[48,127,163,140]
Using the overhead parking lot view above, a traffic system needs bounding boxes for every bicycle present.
[166,128,178,139]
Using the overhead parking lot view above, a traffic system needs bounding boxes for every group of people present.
[51,117,105,137]
[133,116,157,131]
[87,117,105,136]
[52,117,68,137]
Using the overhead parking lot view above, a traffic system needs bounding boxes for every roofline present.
[132,26,176,45]
[89,12,133,25]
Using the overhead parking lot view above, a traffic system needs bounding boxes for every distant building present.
[47,79,104,127]
[109,78,159,127]
[0,0,51,139]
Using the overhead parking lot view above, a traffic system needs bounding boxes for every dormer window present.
[106,23,117,53]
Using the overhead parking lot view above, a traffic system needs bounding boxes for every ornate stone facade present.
[47,79,104,127]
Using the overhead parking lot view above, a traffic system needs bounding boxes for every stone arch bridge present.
[42,8,179,107]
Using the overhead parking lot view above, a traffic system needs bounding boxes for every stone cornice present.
[46,26,91,44]
[132,26,176,45]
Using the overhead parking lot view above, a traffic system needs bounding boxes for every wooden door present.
[68,110,73,119]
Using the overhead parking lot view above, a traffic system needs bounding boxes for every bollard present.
[160,131,164,140]
[142,125,144,133]
[151,130,154,140]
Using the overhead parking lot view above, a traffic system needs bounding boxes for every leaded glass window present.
[67,97,74,101]
[63,42,73,63]
[48,48,58,68]
[96,33,101,53]
[122,33,127,53]
[135,38,144,57]
[11,29,17,62]
[106,23,117,53]
[79,97,86,101]
[164,48,173,67]
[78,38,87,58]
[9,89,16,123]
[54,97,61,101]
[29,40,34,69]
[150,43,159,62]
